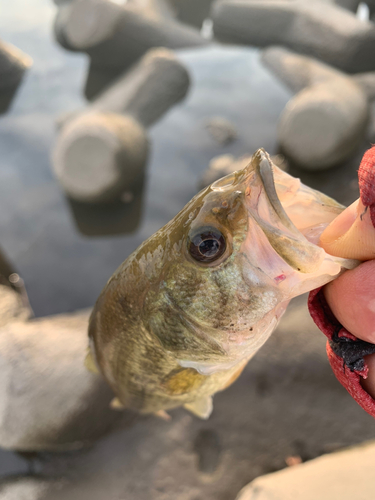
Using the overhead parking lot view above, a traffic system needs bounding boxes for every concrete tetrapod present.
[211,0,375,73]
[53,48,190,203]
[262,47,369,170]
[0,39,32,114]
[0,298,119,451]
[54,0,207,99]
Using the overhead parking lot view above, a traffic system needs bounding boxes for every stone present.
[211,0,375,73]
[0,39,32,114]
[0,309,119,451]
[236,440,375,500]
[53,48,190,203]
[205,116,238,145]
[54,0,207,99]
[262,47,369,170]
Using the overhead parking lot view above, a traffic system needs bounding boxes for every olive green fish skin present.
[89,150,356,416]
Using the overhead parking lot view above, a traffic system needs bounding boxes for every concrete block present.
[212,0,375,73]
[262,47,369,170]
[54,0,207,99]
[53,48,190,203]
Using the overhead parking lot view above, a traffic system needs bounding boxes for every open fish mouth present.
[240,149,358,295]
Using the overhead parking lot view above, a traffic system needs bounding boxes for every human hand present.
[320,198,375,399]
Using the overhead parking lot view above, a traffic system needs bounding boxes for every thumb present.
[320,198,375,260]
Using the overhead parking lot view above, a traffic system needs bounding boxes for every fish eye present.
[187,226,227,264]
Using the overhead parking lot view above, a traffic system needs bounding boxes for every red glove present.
[309,146,375,418]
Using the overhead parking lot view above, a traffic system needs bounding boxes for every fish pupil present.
[188,227,226,264]
[199,239,219,257]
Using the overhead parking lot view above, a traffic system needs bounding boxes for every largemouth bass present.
[88,149,357,418]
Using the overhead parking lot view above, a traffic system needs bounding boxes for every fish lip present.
[248,149,301,237]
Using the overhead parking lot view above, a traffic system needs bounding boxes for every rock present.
[211,0,375,73]
[54,0,207,99]
[205,116,238,145]
[0,39,32,114]
[236,440,375,500]
[0,309,119,451]
[53,48,190,203]
[262,47,369,170]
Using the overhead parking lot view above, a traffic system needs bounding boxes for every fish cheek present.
[143,286,226,361]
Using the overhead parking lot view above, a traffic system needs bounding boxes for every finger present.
[324,261,375,400]
[323,260,375,344]
[320,199,375,260]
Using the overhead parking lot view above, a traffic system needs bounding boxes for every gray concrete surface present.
[237,440,375,500]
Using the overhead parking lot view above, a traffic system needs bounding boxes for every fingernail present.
[320,199,359,246]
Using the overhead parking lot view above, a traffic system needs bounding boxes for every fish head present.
[143,149,357,374]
